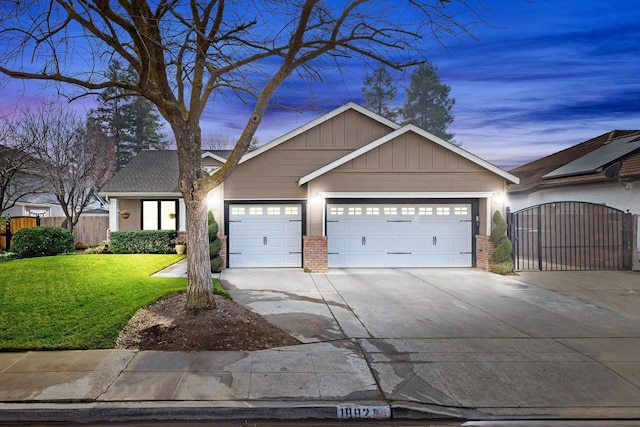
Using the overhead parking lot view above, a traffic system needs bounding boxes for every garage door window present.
[285,206,299,215]
[419,207,433,215]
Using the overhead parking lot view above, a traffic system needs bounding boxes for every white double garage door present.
[228,202,473,268]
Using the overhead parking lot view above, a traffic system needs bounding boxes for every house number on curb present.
[337,405,391,419]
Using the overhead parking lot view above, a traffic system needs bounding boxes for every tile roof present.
[100,150,229,194]
[508,130,640,194]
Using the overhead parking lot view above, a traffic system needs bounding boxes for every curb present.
[0,401,397,424]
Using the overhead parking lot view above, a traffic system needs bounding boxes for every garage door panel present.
[229,204,302,268]
[327,202,472,268]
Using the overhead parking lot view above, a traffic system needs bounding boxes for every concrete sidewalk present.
[1,264,640,423]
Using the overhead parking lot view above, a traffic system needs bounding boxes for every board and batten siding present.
[223,109,396,200]
[304,133,507,236]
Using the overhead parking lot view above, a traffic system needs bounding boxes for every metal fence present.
[508,202,632,271]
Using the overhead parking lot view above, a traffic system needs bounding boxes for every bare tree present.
[202,130,235,151]
[0,118,46,215]
[13,103,114,234]
[0,0,482,310]
[202,130,260,151]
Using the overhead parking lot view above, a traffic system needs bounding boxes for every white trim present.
[109,198,119,231]
[298,124,520,186]
[98,192,182,198]
[486,195,492,235]
[239,102,401,164]
[178,199,187,231]
[224,198,308,202]
[202,151,228,163]
[319,191,494,199]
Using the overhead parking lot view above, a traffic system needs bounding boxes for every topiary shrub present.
[489,210,514,275]
[490,259,514,275]
[208,211,223,272]
[11,226,75,258]
[110,230,174,254]
[490,210,507,246]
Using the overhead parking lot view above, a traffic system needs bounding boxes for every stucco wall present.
[508,181,640,214]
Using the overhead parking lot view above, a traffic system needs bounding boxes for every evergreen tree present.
[401,61,455,142]
[208,211,223,273]
[362,65,399,121]
[88,60,167,170]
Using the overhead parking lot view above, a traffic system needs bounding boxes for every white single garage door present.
[327,202,472,268]
[228,204,302,267]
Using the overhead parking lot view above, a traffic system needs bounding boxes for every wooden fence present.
[0,217,38,250]
[0,215,108,250]
[40,216,109,246]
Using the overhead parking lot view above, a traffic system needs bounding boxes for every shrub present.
[208,211,223,272]
[490,210,507,246]
[11,226,75,258]
[491,236,513,263]
[0,251,17,262]
[489,210,513,274]
[110,230,174,254]
[490,260,514,275]
[83,241,110,254]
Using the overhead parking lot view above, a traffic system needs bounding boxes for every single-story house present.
[100,102,519,271]
[508,130,640,271]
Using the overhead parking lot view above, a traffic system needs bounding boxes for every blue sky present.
[1,0,638,170]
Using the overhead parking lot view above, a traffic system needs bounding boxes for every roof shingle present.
[509,130,640,194]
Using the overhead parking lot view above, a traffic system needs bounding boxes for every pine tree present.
[88,60,167,170]
[402,61,455,142]
[362,65,399,121]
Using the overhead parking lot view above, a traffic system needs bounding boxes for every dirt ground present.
[116,292,300,351]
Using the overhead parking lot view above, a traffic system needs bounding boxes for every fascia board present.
[98,192,182,198]
[202,151,228,163]
[299,124,520,185]
[239,102,401,164]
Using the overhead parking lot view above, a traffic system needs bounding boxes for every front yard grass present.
[0,254,187,351]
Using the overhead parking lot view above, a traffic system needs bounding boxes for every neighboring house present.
[100,102,519,271]
[0,145,61,218]
[507,130,640,271]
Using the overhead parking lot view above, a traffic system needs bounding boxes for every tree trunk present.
[174,121,215,311]
[184,191,214,310]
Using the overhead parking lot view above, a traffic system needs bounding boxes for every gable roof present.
[240,102,401,164]
[509,130,640,194]
[100,150,229,196]
[298,124,520,185]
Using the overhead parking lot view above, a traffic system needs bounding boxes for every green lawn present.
[0,254,187,351]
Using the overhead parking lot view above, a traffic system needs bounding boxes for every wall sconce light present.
[119,209,130,219]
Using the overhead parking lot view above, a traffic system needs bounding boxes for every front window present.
[142,200,178,230]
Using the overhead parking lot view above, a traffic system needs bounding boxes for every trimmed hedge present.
[11,226,75,258]
[110,230,175,254]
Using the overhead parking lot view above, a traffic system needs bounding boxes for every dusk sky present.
[1,0,638,170]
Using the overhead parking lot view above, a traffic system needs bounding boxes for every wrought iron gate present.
[508,202,632,271]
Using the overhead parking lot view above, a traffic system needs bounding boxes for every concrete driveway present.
[221,268,640,418]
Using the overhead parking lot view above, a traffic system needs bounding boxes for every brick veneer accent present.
[475,235,495,272]
[303,236,328,272]
[219,235,227,270]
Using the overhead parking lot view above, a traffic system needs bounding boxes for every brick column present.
[303,236,328,272]
[475,235,495,271]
